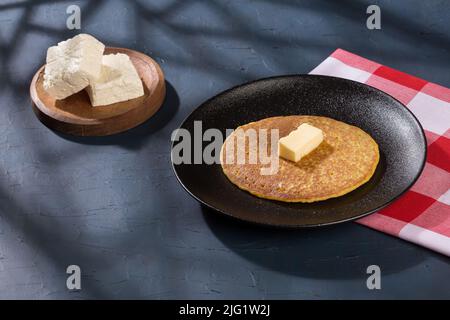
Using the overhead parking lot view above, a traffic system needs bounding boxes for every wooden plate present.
[30,47,166,136]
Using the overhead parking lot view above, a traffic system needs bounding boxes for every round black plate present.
[172,75,427,227]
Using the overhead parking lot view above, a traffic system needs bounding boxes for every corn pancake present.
[220,116,379,202]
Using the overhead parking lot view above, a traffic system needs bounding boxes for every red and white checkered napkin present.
[310,49,450,256]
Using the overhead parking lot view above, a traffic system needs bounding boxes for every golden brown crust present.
[220,116,379,203]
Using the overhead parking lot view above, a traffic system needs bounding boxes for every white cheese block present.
[86,53,144,107]
[43,34,105,100]
[278,123,324,162]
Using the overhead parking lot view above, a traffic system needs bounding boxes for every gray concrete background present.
[0,0,449,299]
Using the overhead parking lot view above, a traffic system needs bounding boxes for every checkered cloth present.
[310,49,450,256]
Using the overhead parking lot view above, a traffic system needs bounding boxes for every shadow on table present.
[0,185,111,299]
[202,205,438,279]
[54,81,179,150]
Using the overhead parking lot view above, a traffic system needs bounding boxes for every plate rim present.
[171,74,428,228]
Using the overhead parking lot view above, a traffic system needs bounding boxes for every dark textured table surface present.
[0,0,449,299]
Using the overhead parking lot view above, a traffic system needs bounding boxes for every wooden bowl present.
[30,47,166,136]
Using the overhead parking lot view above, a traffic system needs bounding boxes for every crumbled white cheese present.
[86,53,144,107]
[43,34,105,100]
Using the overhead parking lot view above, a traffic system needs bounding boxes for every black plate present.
[172,75,427,227]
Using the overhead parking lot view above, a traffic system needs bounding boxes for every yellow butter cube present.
[278,123,324,162]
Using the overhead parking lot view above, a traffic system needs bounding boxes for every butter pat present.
[278,123,324,162]
[43,34,105,99]
[86,53,144,106]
